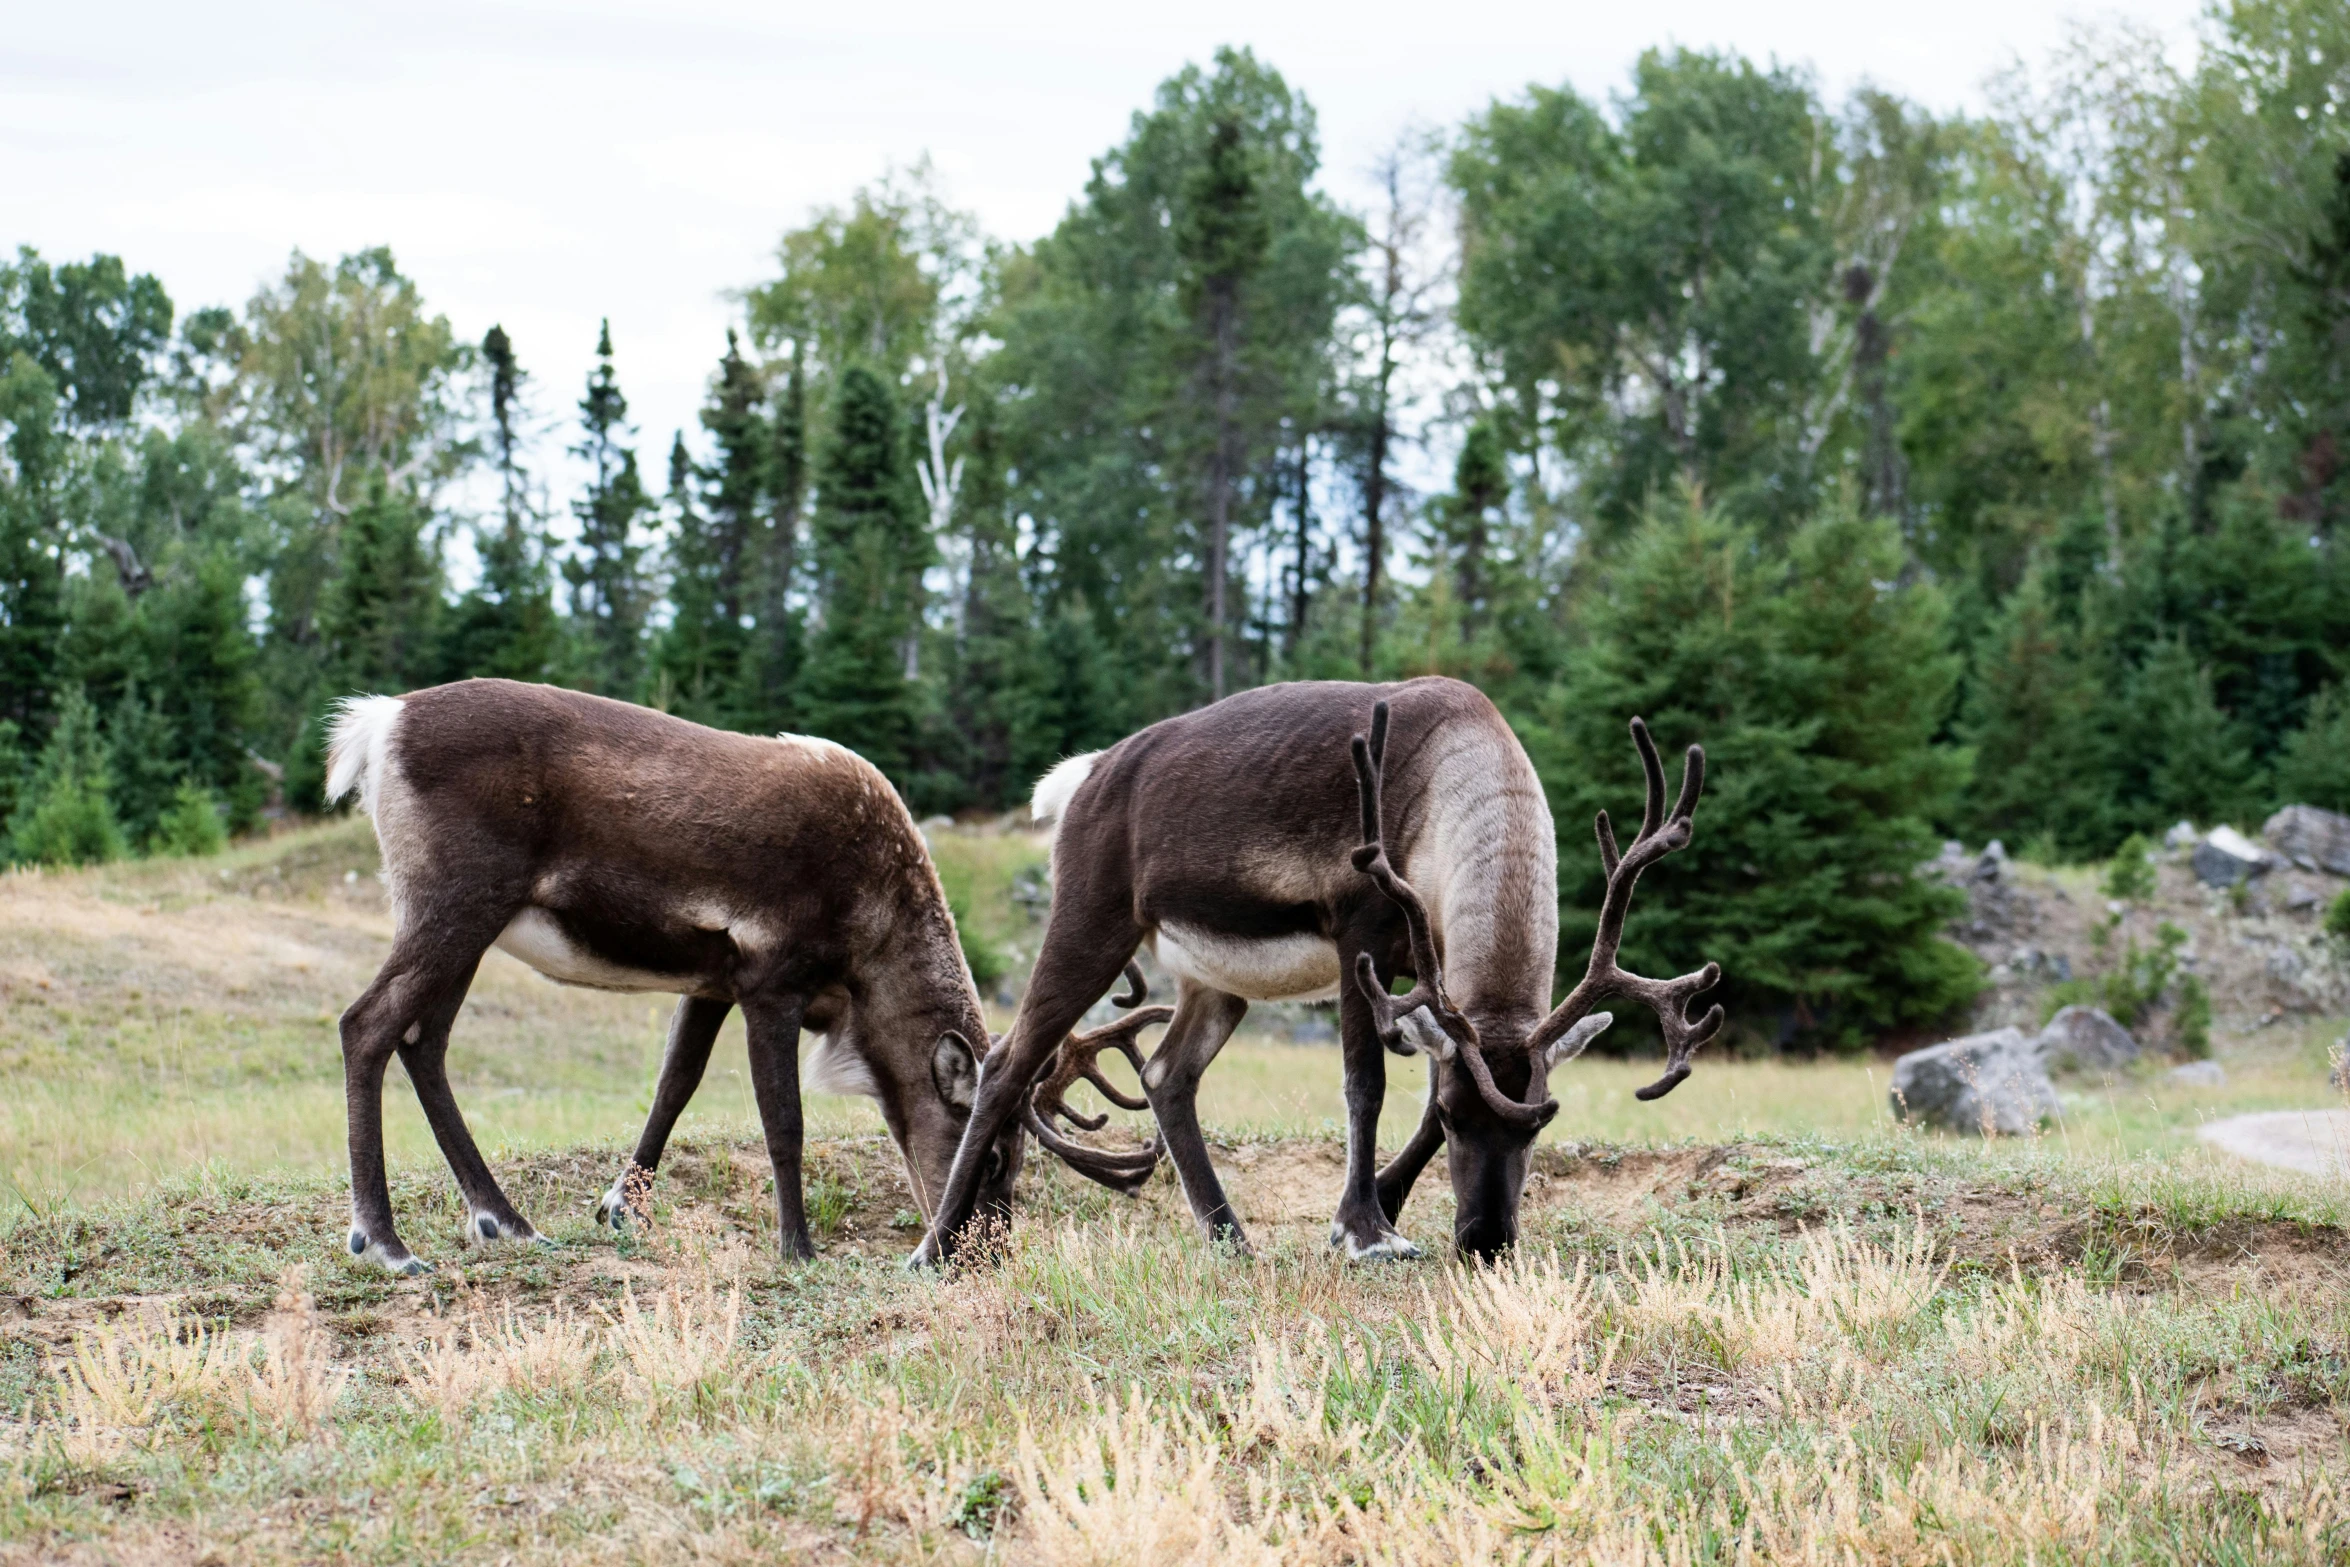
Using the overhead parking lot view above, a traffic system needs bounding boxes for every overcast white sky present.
[8,0,2202,501]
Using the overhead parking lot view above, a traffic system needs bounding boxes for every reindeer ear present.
[1544,1012,1614,1069]
[1394,1005,1457,1061]
[931,1030,980,1110]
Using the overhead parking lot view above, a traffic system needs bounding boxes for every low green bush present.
[148,782,228,857]
[2101,834,2156,903]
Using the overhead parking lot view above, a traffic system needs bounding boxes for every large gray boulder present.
[2264,805,2350,877]
[1889,1027,2062,1137]
[2193,825,2275,887]
[2036,1005,2139,1072]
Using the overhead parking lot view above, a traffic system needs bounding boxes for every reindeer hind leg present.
[340,894,522,1272]
[1140,981,1253,1251]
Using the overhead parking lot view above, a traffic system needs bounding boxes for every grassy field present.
[5,820,2344,1212]
[3,824,2348,1560]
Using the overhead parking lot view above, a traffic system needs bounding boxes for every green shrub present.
[2327,889,2350,942]
[2043,921,2187,1029]
[5,690,126,867]
[2173,974,2212,1059]
[11,771,126,866]
[2017,831,2066,868]
[950,892,1008,993]
[2102,834,2156,903]
[148,782,228,857]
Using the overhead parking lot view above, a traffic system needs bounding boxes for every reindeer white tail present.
[1030,751,1101,828]
[325,695,405,815]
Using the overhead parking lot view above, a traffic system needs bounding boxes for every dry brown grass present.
[3,1147,2343,1563]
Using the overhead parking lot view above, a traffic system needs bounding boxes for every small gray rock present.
[2164,820,2201,851]
[2036,1005,2139,1072]
[2193,825,2275,888]
[2168,1060,2225,1087]
[2264,804,2350,877]
[1889,1027,2062,1137]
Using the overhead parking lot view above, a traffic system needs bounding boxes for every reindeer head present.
[1348,701,1722,1261]
[926,1027,1027,1225]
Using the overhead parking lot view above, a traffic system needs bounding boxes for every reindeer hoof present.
[462,1211,540,1247]
[349,1231,430,1276]
[1331,1224,1423,1263]
[595,1165,654,1232]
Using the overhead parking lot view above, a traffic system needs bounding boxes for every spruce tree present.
[318,473,439,694]
[1530,493,1977,1047]
[703,331,769,625]
[801,365,924,778]
[650,430,744,722]
[2127,637,2259,829]
[2277,682,2350,812]
[1178,111,1273,699]
[1958,563,2116,856]
[443,325,556,681]
[105,682,181,845]
[1435,419,1506,636]
[6,686,125,866]
[563,321,651,698]
[934,395,1054,808]
[137,551,264,827]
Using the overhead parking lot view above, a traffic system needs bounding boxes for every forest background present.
[6,0,2350,1052]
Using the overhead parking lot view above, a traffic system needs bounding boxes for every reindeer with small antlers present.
[914,676,1721,1265]
[321,678,1168,1275]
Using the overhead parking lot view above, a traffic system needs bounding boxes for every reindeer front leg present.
[1331,935,1422,1262]
[742,995,814,1260]
[598,996,731,1232]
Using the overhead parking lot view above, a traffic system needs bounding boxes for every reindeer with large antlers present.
[912,676,1721,1265]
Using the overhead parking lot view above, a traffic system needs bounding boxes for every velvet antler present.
[1024,960,1169,1195]
[1527,717,1723,1101]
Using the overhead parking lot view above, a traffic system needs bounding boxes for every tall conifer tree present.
[444,324,556,681]
[801,365,924,777]
[564,321,651,698]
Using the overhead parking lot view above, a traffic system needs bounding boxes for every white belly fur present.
[1154,922,1341,1002]
[493,907,686,994]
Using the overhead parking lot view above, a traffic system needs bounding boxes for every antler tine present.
[1021,1101,1162,1194]
[1032,1004,1171,1131]
[1671,743,1705,828]
[1025,960,1172,1195]
[1531,718,1721,1102]
[1630,716,1668,844]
